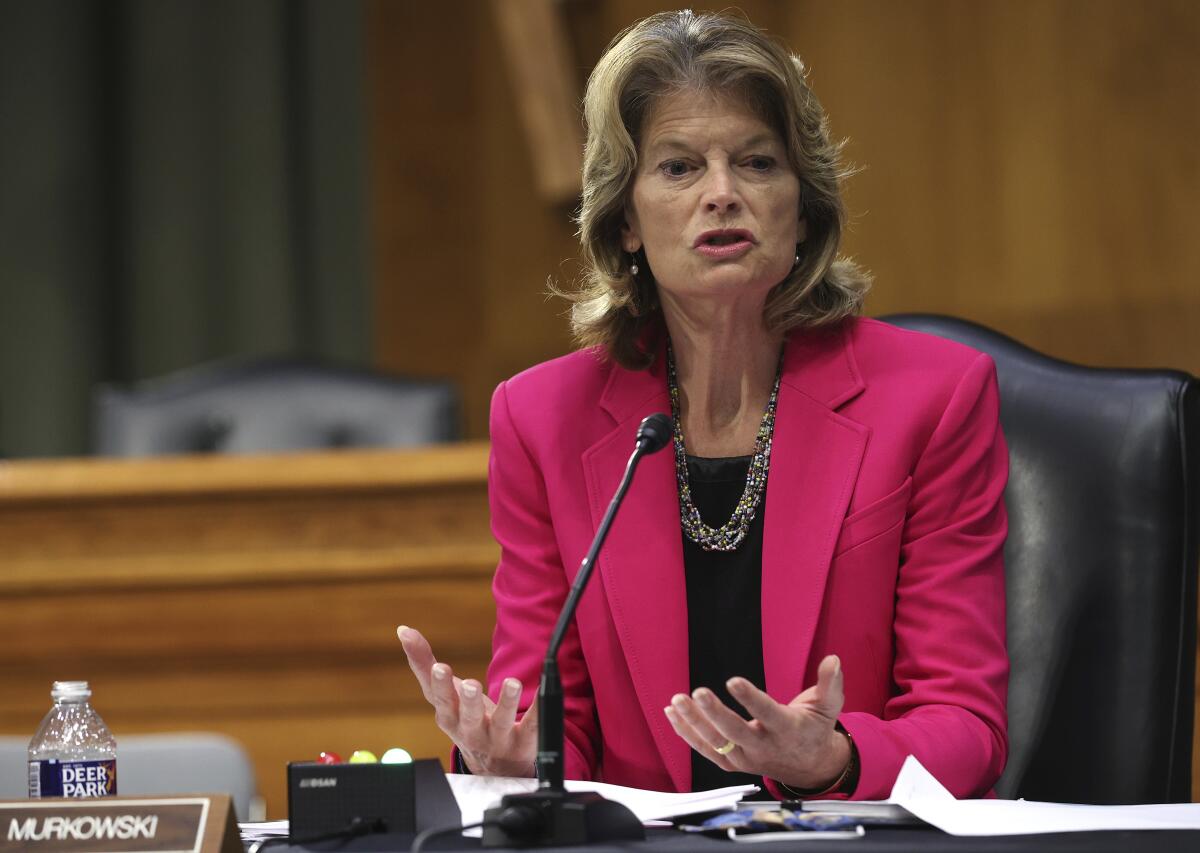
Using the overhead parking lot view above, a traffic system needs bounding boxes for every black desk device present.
[288,757,458,841]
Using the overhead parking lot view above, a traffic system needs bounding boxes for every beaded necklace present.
[667,342,782,552]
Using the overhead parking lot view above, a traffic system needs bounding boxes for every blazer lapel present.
[761,325,868,704]
[582,350,692,791]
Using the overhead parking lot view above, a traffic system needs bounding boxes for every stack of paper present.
[238,819,289,845]
[446,773,758,835]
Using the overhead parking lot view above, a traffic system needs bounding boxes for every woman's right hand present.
[397,625,538,777]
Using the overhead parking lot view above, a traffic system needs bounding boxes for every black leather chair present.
[93,357,461,456]
[883,314,1199,804]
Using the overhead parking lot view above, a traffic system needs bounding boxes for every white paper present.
[238,819,289,843]
[885,755,1200,836]
[446,773,757,836]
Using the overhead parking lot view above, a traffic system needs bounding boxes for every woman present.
[399,10,1008,800]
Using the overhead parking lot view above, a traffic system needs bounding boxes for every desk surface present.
[266,826,1200,852]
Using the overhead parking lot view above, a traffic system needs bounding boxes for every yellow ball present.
[348,750,378,764]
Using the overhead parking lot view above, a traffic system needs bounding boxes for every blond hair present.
[565,9,870,369]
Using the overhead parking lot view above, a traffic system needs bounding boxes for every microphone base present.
[481,789,646,848]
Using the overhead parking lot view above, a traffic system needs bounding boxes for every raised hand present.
[397,625,538,777]
[663,654,850,790]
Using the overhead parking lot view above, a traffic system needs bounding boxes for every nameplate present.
[0,794,240,853]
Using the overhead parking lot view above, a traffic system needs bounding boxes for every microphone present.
[482,414,671,848]
[635,412,672,454]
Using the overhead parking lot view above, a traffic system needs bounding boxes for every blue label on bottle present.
[29,759,117,798]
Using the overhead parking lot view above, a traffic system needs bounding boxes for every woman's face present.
[621,88,805,315]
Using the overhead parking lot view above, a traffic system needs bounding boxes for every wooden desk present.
[0,445,496,818]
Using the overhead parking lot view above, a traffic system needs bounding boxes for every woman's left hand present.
[664,654,850,791]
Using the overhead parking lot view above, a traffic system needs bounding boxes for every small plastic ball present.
[381,748,413,765]
[349,750,378,764]
[317,751,343,765]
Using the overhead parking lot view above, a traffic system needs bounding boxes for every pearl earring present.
[630,254,639,276]
[794,247,801,266]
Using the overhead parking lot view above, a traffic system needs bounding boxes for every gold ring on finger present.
[715,740,736,756]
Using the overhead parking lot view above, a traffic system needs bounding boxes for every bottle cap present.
[51,681,91,701]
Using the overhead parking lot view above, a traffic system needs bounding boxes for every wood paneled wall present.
[368,0,1199,437]
[784,0,1200,373]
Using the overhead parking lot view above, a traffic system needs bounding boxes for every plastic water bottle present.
[28,681,118,798]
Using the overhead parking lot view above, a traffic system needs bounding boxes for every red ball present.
[317,751,343,765]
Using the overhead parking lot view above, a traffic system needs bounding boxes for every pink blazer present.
[485,317,1009,799]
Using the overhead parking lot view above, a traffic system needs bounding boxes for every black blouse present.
[682,454,769,793]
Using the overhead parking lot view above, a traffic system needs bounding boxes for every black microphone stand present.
[482,414,671,848]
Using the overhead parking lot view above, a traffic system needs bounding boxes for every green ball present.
[381,748,413,765]
[348,750,378,764]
